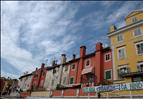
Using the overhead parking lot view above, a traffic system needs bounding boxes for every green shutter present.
[106,71,111,80]
[70,77,74,84]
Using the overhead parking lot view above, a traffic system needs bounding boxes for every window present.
[65,66,68,71]
[70,77,74,84]
[104,53,111,62]
[117,34,123,42]
[118,47,126,59]
[132,17,138,23]
[72,64,75,70]
[118,65,129,79]
[137,62,143,72]
[104,70,112,80]
[136,42,143,55]
[133,28,142,37]
[85,59,90,67]
[53,69,56,73]
[63,77,67,84]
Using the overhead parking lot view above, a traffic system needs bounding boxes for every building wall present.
[52,90,62,96]
[43,69,53,90]
[69,61,79,85]
[57,65,63,85]
[52,66,60,89]
[20,92,31,98]
[78,89,88,96]
[103,51,113,81]
[0,78,6,94]
[19,75,33,91]
[61,64,70,86]
[31,91,51,97]
[63,89,76,96]
[31,63,47,90]
[109,11,143,81]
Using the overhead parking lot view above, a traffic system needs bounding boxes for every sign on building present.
[82,81,143,93]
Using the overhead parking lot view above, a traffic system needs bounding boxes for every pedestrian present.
[97,92,101,98]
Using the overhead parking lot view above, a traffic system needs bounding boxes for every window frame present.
[133,28,143,37]
[104,53,111,62]
[117,47,126,59]
[132,17,138,23]
[135,41,143,55]
[118,64,128,69]
[137,62,143,72]
[104,69,112,80]
[69,77,74,84]
[53,69,56,74]
[71,64,75,71]
[65,65,68,71]
[63,76,67,85]
[118,64,129,79]
[85,59,90,67]
[117,34,124,42]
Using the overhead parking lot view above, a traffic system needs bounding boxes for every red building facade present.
[68,42,113,87]
[31,63,47,91]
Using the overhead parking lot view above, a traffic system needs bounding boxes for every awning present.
[82,67,94,75]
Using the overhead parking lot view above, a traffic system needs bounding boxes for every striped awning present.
[82,67,94,75]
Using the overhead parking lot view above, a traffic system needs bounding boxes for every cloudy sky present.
[1,1,143,78]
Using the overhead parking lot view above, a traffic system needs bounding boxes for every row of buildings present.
[18,10,143,98]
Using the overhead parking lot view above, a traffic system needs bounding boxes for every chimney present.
[95,42,104,84]
[73,54,76,60]
[80,46,86,58]
[110,25,117,32]
[77,46,86,84]
[61,54,66,64]
[96,42,103,51]
[36,68,38,71]
[52,60,56,66]
[41,63,45,68]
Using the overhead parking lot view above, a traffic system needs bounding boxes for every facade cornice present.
[108,20,143,37]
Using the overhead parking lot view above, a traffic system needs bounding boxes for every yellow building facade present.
[107,10,143,96]
[108,10,143,82]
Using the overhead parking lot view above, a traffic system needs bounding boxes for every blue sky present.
[1,1,143,78]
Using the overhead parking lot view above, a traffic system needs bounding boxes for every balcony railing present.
[137,65,143,72]
[118,67,130,75]
[120,66,143,77]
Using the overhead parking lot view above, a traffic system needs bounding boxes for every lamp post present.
[129,90,132,99]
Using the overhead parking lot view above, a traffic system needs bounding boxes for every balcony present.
[81,67,94,75]
[121,66,143,77]
[137,65,143,72]
[118,67,130,75]
[122,71,143,77]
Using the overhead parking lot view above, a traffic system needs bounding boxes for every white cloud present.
[107,1,143,25]
[1,71,19,79]
[1,1,79,78]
